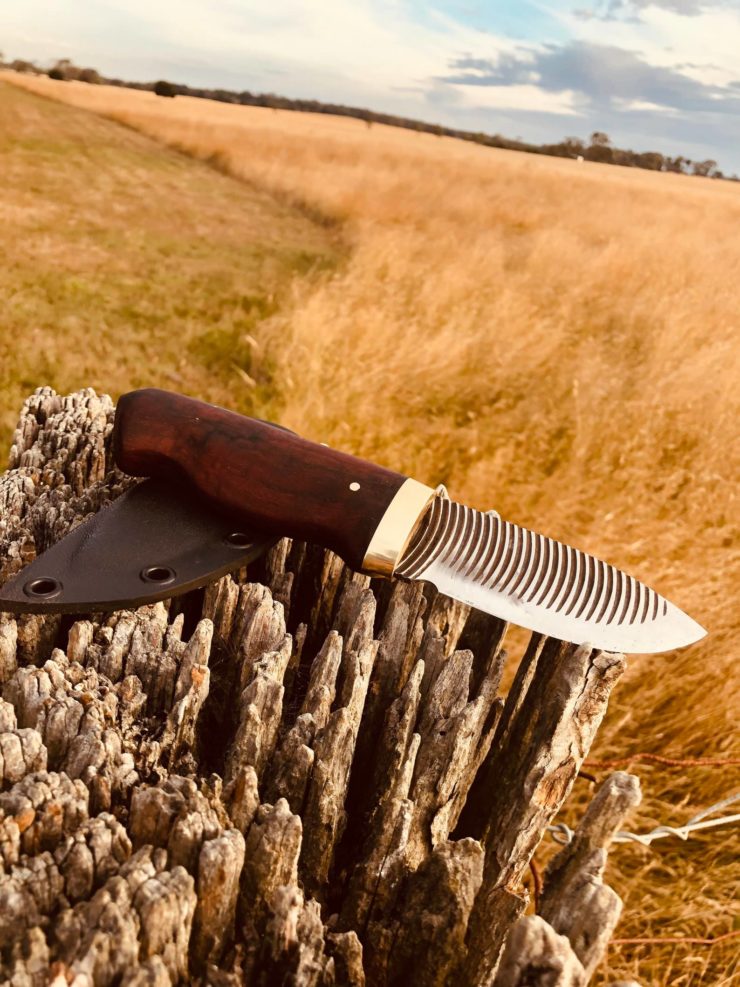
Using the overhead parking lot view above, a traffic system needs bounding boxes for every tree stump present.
[0,388,641,987]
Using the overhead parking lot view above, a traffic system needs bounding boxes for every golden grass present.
[0,79,339,443]
[4,73,740,985]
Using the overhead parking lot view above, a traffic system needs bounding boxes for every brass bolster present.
[362,478,437,577]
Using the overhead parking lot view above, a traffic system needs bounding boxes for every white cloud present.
[2,0,531,115]
[63,0,518,91]
[615,97,680,111]
[640,6,740,86]
[452,83,583,115]
[561,1,740,89]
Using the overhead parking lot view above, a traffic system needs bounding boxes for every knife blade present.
[0,388,706,654]
[394,496,704,654]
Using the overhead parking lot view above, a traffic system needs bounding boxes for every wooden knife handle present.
[112,388,409,571]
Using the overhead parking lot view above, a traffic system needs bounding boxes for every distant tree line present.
[539,132,724,179]
[2,54,733,181]
[35,57,101,85]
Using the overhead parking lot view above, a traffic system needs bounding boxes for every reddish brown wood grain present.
[112,389,407,570]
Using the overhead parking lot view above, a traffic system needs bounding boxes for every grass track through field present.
[2,73,739,986]
[0,80,340,444]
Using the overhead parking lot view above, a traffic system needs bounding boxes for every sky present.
[3,0,740,172]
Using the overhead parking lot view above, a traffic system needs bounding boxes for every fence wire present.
[548,791,740,847]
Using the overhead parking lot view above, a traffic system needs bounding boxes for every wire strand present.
[611,930,740,948]
[584,753,740,769]
[548,792,740,847]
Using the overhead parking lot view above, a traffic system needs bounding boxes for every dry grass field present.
[3,73,739,985]
[0,79,339,443]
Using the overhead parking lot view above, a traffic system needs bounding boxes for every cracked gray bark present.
[0,388,638,987]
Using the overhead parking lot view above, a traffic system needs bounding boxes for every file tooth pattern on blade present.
[396,497,668,630]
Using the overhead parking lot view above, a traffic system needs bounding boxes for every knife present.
[0,388,706,654]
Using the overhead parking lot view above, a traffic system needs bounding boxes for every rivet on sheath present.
[23,577,62,599]
[140,565,176,584]
[349,482,361,492]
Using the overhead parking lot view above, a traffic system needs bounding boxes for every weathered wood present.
[539,772,642,979]
[462,639,627,984]
[493,915,587,986]
[0,388,640,986]
[490,773,644,987]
